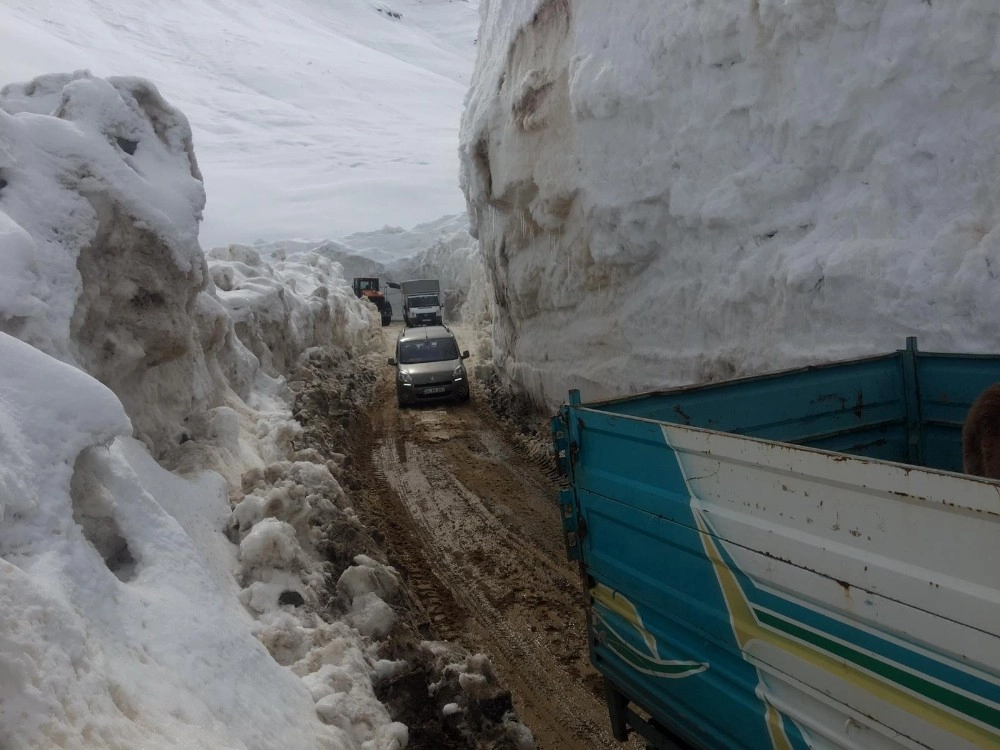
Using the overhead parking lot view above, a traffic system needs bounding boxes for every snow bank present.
[0,72,405,750]
[0,334,339,749]
[207,244,378,384]
[460,0,1000,405]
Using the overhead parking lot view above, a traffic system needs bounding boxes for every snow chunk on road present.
[338,554,402,602]
[240,518,301,571]
[348,592,398,639]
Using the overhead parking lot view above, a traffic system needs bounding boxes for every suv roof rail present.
[399,324,451,339]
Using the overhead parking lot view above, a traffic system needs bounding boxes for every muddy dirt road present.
[355,323,638,750]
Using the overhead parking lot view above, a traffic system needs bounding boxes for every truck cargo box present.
[552,339,1000,750]
[399,278,442,327]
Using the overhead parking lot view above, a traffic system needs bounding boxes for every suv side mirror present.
[387,282,401,289]
[387,357,397,367]
[461,350,470,359]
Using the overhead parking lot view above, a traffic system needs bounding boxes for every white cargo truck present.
[397,279,442,327]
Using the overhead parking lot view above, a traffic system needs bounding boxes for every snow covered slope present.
[0,0,479,247]
[460,0,1000,405]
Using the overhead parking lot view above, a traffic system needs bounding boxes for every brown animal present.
[962,383,1000,479]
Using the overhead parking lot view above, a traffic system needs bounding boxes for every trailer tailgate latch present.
[559,488,581,561]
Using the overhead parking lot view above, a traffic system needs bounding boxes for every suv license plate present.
[423,386,447,394]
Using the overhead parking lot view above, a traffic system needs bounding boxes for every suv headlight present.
[452,365,464,379]
[399,371,413,384]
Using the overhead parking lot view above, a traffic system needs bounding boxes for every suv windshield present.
[398,337,459,364]
[408,294,439,308]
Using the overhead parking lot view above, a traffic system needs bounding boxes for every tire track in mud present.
[373,393,608,748]
[357,422,469,643]
[353,327,641,750]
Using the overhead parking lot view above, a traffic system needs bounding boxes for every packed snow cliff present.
[0,72,404,749]
[460,0,1000,405]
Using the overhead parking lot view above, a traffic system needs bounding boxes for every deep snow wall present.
[0,72,410,750]
[460,0,1000,405]
[1,72,380,457]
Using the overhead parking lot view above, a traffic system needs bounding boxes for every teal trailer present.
[552,340,1000,750]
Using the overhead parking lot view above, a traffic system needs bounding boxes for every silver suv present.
[388,326,470,406]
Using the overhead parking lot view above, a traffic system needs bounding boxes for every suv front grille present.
[419,377,451,386]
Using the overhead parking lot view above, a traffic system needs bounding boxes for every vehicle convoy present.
[394,279,443,327]
[552,338,1000,750]
[352,277,392,325]
[387,325,470,406]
